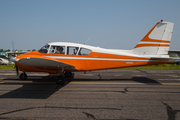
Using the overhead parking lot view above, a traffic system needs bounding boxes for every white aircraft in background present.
[168,50,180,64]
[0,51,27,65]
[0,55,13,65]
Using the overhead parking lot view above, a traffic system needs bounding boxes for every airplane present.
[0,55,14,65]
[6,51,27,58]
[12,20,174,85]
[168,50,180,64]
[0,51,27,65]
[0,52,14,65]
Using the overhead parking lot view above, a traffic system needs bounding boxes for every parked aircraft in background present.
[11,20,174,85]
[6,51,26,57]
[0,55,14,65]
[168,50,180,64]
[0,52,13,65]
[0,51,27,65]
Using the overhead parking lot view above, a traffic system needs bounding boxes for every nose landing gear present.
[19,72,27,80]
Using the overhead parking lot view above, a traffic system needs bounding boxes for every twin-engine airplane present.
[13,20,174,85]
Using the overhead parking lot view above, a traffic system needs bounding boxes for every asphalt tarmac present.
[0,69,180,120]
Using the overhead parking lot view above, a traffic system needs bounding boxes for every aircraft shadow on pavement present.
[130,77,162,85]
[1,75,161,99]
[0,76,71,99]
[73,77,162,85]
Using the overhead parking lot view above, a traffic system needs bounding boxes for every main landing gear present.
[18,71,72,85]
[55,72,72,85]
[55,76,65,85]
[19,72,27,80]
[64,71,72,78]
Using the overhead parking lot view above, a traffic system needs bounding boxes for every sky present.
[0,0,180,51]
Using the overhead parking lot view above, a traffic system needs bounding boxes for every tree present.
[4,49,11,52]
[0,49,4,52]
[32,49,36,51]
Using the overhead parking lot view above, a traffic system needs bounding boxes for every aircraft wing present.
[18,57,77,71]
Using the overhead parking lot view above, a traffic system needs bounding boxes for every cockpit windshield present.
[38,44,50,53]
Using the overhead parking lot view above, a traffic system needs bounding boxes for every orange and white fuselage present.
[15,20,174,75]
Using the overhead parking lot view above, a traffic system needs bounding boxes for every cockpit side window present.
[38,44,49,53]
[49,46,65,54]
[67,47,79,55]
[78,48,91,56]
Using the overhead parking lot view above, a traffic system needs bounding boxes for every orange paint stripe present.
[134,22,171,48]
[140,39,170,43]
[134,44,170,48]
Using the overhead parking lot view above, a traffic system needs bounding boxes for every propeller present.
[11,41,19,76]
[15,64,19,76]
[8,55,19,76]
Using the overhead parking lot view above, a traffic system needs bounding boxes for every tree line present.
[0,49,36,52]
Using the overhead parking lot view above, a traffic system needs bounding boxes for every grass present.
[118,64,180,70]
[0,64,15,69]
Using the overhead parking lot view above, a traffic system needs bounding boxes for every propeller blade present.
[15,64,19,76]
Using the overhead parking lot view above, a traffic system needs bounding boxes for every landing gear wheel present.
[20,72,27,80]
[55,76,65,85]
[64,72,72,78]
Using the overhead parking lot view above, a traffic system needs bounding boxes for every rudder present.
[133,20,174,55]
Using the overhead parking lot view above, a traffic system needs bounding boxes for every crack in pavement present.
[137,70,150,75]
[98,73,102,80]
[0,117,41,120]
[82,112,142,120]
[83,112,96,120]
[122,87,129,94]
[0,106,122,116]
[162,102,180,120]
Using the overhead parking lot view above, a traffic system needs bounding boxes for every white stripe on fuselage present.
[45,56,168,62]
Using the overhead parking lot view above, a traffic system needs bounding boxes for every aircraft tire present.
[20,72,27,80]
[55,76,65,85]
[64,72,72,78]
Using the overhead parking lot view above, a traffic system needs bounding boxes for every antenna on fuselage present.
[84,37,91,45]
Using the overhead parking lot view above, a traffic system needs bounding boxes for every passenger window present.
[78,48,91,56]
[49,46,65,54]
[67,47,79,55]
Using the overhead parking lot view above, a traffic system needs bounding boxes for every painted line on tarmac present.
[0,81,180,85]
[0,81,55,84]
[69,82,180,85]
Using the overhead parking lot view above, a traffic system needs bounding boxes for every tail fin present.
[133,20,174,55]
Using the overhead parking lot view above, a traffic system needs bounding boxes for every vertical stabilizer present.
[133,20,174,55]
